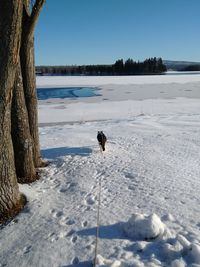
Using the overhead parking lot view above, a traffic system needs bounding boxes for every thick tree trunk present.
[11,64,38,183]
[20,1,46,168]
[21,36,42,167]
[0,0,26,223]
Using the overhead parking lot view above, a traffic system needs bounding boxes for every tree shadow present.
[41,146,92,159]
[77,223,125,240]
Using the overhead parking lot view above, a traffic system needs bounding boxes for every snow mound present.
[123,213,166,240]
[96,254,121,267]
[96,255,145,267]
[190,243,200,264]
[96,213,200,267]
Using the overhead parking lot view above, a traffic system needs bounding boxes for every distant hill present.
[163,60,200,71]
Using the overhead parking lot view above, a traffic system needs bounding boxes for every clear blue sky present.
[35,0,200,65]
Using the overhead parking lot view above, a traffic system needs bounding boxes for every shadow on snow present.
[61,261,93,267]
[77,223,125,240]
[41,146,92,159]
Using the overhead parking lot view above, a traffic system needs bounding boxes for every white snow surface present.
[1,74,200,267]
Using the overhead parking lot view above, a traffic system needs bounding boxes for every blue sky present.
[35,0,200,65]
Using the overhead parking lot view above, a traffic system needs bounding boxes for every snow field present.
[0,75,200,267]
[37,74,200,87]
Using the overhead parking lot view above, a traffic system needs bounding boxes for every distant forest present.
[181,64,200,71]
[36,57,167,76]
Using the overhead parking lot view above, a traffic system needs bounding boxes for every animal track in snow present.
[85,194,96,205]
[64,182,78,192]
[47,232,55,239]
[66,219,75,225]
[82,206,91,212]
[66,229,75,236]
[124,172,135,179]
[128,185,135,191]
[59,217,69,226]
[85,244,93,251]
[58,187,68,193]
[23,245,32,254]
[71,235,78,243]
[82,220,88,227]
[51,210,63,218]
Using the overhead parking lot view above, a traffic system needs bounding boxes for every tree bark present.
[20,0,46,168]
[11,64,37,183]
[0,0,26,223]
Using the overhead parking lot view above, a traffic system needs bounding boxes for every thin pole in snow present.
[93,148,105,267]
[93,174,102,267]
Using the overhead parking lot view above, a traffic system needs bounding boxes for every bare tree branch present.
[26,0,45,37]
[31,0,35,8]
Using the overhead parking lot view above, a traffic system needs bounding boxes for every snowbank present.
[123,213,167,240]
[96,213,200,267]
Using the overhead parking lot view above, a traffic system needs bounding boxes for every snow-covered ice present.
[0,74,200,267]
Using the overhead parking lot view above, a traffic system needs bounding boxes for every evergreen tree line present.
[36,57,167,76]
[181,64,200,71]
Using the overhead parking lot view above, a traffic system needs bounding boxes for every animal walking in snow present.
[97,131,107,152]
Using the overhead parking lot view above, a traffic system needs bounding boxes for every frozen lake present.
[37,87,100,100]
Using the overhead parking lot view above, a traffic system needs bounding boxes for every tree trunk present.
[21,36,42,167]
[0,0,26,223]
[20,0,46,168]
[11,64,38,183]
